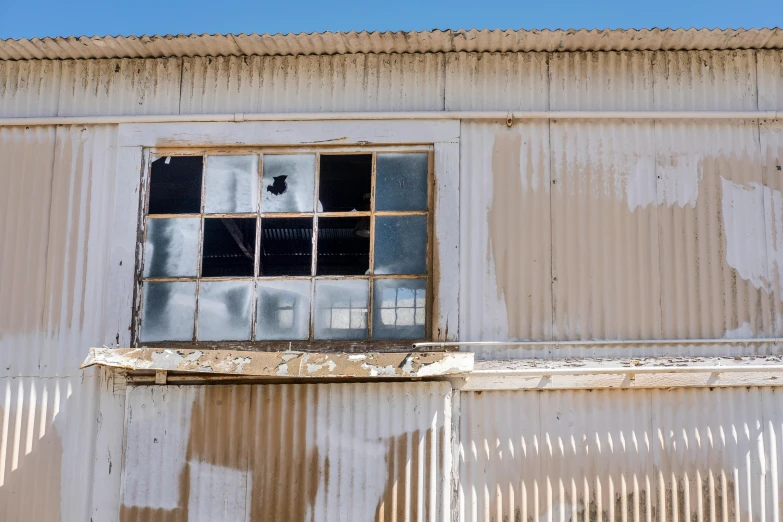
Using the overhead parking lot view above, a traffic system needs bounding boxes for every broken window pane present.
[261,155,315,213]
[373,215,427,275]
[316,217,370,275]
[204,155,259,214]
[372,278,426,339]
[197,281,253,341]
[256,280,311,340]
[318,154,372,212]
[259,217,313,276]
[314,279,368,340]
[201,218,257,277]
[375,153,429,211]
[139,281,196,342]
[148,156,203,214]
[143,218,200,278]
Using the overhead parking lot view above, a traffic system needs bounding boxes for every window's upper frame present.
[105,120,459,352]
[132,144,434,349]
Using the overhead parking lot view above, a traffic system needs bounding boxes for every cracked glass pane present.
[314,279,368,340]
[197,280,253,341]
[375,153,429,211]
[139,281,196,342]
[143,217,200,278]
[372,278,426,339]
[256,280,311,340]
[373,215,427,275]
[204,155,259,214]
[261,155,316,213]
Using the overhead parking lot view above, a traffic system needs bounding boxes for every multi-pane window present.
[135,149,431,345]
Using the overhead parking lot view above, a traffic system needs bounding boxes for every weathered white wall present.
[1,49,783,521]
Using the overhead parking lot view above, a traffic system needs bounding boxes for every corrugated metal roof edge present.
[1,27,782,61]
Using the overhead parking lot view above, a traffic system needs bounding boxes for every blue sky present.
[0,0,780,39]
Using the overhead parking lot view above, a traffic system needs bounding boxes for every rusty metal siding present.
[459,122,552,344]
[179,54,445,114]
[444,52,549,111]
[121,382,452,522]
[652,51,758,111]
[550,120,661,341]
[57,58,181,116]
[758,50,783,110]
[549,52,654,110]
[459,387,782,522]
[0,60,61,117]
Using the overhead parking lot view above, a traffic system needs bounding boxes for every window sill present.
[81,347,474,380]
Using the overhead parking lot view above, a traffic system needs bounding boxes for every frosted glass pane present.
[204,155,259,214]
[261,155,315,212]
[372,279,426,339]
[256,280,311,340]
[139,282,196,342]
[197,281,253,341]
[314,280,368,340]
[373,215,427,275]
[375,153,428,211]
[143,218,200,278]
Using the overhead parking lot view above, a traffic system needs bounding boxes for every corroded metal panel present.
[550,120,661,341]
[57,58,182,116]
[549,51,654,110]
[0,60,61,117]
[758,50,783,110]
[179,54,445,114]
[459,121,552,343]
[459,387,782,522]
[444,52,548,111]
[121,382,452,522]
[652,50,758,111]
[2,29,783,62]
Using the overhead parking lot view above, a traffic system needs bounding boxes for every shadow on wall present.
[460,387,779,522]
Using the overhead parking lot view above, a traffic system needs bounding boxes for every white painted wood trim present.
[433,141,460,342]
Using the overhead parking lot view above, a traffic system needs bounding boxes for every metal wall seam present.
[120,382,452,522]
[179,54,445,114]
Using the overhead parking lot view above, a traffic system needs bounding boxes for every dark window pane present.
[259,217,313,276]
[372,278,426,340]
[318,154,372,212]
[375,153,429,211]
[316,217,370,276]
[139,281,196,342]
[201,218,256,277]
[374,215,427,275]
[148,156,203,214]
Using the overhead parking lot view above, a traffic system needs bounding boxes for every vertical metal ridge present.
[0,60,61,118]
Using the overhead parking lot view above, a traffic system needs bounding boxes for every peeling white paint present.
[276,363,289,376]
[724,322,755,339]
[720,177,772,291]
[415,355,473,377]
[657,153,703,207]
[625,157,657,211]
[360,363,398,377]
[150,349,203,371]
[347,354,367,361]
[187,461,250,522]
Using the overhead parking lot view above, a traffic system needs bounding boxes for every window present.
[135,149,431,346]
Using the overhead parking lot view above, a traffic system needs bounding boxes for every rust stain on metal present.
[81,347,474,378]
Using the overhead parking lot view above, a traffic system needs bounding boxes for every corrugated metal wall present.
[121,382,451,522]
[459,387,783,522]
[1,49,783,522]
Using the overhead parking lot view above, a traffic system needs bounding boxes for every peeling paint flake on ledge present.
[80,347,474,378]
